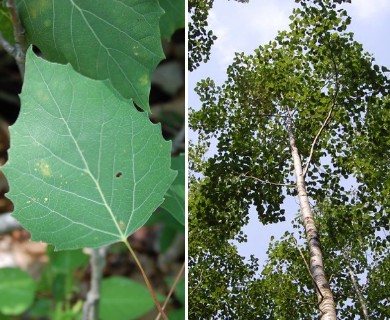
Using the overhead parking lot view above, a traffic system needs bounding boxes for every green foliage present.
[250,200,390,318]
[190,0,389,236]
[0,268,36,316]
[189,228,259,318]
[0,5,13,44]
[100,276,165,320]
[188,0,215,71]
[30,247,89,319]
[159,0,185,40]
[189,0,390,317]
[161,153,185,225]
[4,48,176,250]
[189,144,259,318]
[1,0,184,318]
[16,0,165,112]
[188,0,249,71]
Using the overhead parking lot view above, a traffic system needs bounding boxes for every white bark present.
[287,110,337,319]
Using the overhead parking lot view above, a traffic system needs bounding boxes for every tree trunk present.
[287,110,337,319]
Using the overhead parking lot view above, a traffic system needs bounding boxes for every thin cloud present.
[208,1,295,68]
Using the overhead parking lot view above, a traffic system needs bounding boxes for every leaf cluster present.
[188,0,249,71]
[190,0,389,229]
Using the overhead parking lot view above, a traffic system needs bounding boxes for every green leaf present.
[160,154,185,225]
[4,48,177,250]
[0,6,14,44]
[159,224,178,253]
[17,0,165,112]
[174,277,185,305]
[168,308,185,320]
[159,0,185,40]
[47,246,89,273]
[100,276,165,320]
[29,299,52,318]
[0,268,36,315]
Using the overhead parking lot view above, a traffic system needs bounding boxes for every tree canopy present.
[189,0,390,318]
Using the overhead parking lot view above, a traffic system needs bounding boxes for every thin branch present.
[303,33,341,178]
[302,104,335,177]
[0,31,16,57]
[292,237,325,305]
[189,269,204,295]
[343,249,369,320]
[4,0,27,77]
[155,262,185,320]
[83,246,108,320]
[239,172,295,187]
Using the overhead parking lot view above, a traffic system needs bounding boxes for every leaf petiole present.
[123,238,168,320]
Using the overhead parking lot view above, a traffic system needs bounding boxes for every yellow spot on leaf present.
[38,160,52,177]
[119,220,125,231]
[139,74,149,86]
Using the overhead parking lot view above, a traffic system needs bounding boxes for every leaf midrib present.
[33,57,127,241]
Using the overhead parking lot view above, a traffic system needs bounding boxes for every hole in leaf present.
[115,172,122,178]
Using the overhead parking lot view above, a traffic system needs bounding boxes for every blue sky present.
[189,0,390,265]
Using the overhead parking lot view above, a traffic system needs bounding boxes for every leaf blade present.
[17,0,165,111]
[4,48,176,250]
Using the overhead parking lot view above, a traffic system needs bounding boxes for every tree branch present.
[0,32,16,57]
[293,237,325,305]
[343,248,369,320]
[239,172,295,187]
[82,246,108,320]
[155,262,185,320]
[303,34,340,178]
[3,0,27,77]
[302,105,334,177]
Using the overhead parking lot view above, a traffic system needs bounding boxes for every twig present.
[155,262,185,320]
[303,33,340,177]
[302,105,334,177]
[4,0,27,77]
[239,172,295,187]
[0,212,21,234]
[82,246,108,320]
[0,32,16,57]
[343,249,370,319]
[189,269,204,295]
